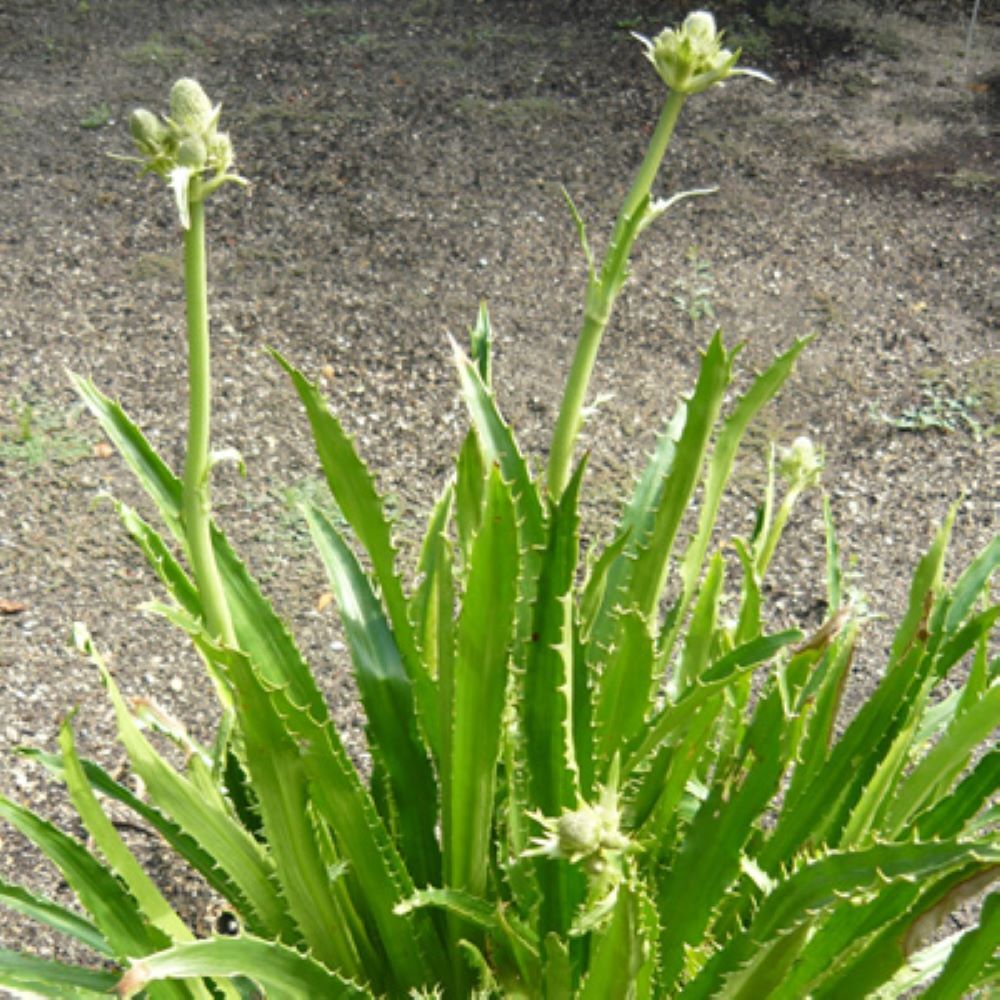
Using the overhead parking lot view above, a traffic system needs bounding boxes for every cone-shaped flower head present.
[126,78,244,227]
[636,11,761,95]
[780,435,824,490]
[169,77,215,136]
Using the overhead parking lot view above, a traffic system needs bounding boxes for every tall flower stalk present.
[128,79,245,645]
[181,185,235,645]
[546,11,767,498]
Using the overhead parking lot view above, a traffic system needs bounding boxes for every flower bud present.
[176,135,207,170]
[556,808,604,860]
[208,131,233,173]
[684,11,717,47]
[169,78,214,136]
[129,108,167,155]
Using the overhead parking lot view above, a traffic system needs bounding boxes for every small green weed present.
[80,102,112,130]
[762,1,808,32]
[403,0,441,24]
[880,371,997,442]
[0,397,92,466]
[672,245,716,326]
[123,35,189,70]
[0,105,24,138]
[807,289,844,330]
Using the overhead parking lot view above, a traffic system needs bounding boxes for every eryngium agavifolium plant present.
[2,11,998,998]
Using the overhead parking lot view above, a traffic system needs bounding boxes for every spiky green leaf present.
[672,550,724,695]
[0,797,183,991]
[455,429,486,568]
[305,504,440,889]
[57,717,196,949]
[888,506,956,666]
[0,881,111,958]
[524,459,586,817]
[683,839,1000,999]
[665,337,809,659]
[657,686,786,990]
[629,332,735,622]
[452,337,543,546]
[593,610,654,778]
[922,891,1000,1000]
[0,950,119,998]
[625,629,801,776]
[583,402,685,657]
[579,882,651,1000]
[916,748,1000,839]
[272,351,426,686]
[75,630,292,942]
[883,680,1000,836]
[446,466,519,898]
[769,861,993,998]
[20,746,249,913]
[117,936,370,999]
[165,605,442,992]
[73,374,329,721]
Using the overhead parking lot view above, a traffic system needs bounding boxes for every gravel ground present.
[0,0,997,970]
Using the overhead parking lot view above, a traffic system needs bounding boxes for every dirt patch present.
[1,0,997,962]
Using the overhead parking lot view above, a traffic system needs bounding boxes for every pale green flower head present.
[780,435,824,490]
[168,77,216,137]
[126,78,244,228]
[636,10,769,96]
[523,769,631,875]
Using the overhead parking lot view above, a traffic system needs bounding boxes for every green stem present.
[182,185,236,646]
[756,487,801,580]
[546,89,686,499]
